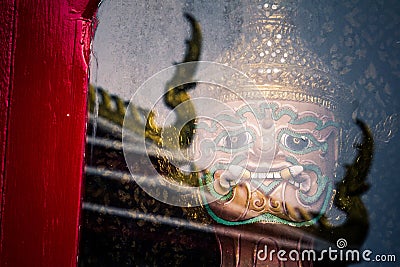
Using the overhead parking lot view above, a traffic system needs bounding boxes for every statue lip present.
[245,161,287,172]
[249,166,306,189]
[217,164,309,190]
[250,166,313,193]
[245,161,312,190]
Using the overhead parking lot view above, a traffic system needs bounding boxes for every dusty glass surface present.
[80,1,400,266]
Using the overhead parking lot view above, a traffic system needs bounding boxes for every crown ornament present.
[219,0,352,119]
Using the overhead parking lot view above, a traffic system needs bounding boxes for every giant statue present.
[83,1,376,266]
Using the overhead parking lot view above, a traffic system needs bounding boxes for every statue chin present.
[207,178,329,225]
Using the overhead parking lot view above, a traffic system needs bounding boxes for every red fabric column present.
[0,0,99,266]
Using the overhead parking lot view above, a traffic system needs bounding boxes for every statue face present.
[195,99,339,225]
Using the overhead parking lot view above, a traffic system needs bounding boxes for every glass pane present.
[80,1,400,266]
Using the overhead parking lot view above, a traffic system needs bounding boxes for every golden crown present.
[218,0,352,119]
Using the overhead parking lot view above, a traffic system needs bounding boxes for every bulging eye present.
[279,131,320,154]
[282,134,310,151]
[221,131,253,150]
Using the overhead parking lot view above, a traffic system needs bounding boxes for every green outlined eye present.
[223,132,253,149]
[281,134,310,151]
[278,129,327,154]
[214,130,255,152]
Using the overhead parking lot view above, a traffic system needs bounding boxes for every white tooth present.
[227,165,251,180]
[274,171,281,179]
[288,179,294,184]
[288,165,304,177]
[300,179,311,192]
[294,182,300,188]
[219,178,230,189]
[242,169,251,179]
[228,165,245,177]
[266,173,273,179]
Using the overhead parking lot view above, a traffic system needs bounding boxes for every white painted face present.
[194,99,339,225]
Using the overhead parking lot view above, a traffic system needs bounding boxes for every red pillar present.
[0,1,99,266]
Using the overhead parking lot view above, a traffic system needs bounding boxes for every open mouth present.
[249,166,311,191]
[216,165,312,192]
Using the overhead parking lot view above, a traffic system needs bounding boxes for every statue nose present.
[254,141,286,162]
[249,144,275,164]
[252,132,277,160]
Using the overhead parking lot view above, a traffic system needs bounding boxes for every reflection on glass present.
[80,1,400,266]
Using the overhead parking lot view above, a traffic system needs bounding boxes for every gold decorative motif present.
[218,0,350,119]
[220,88,336,111]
